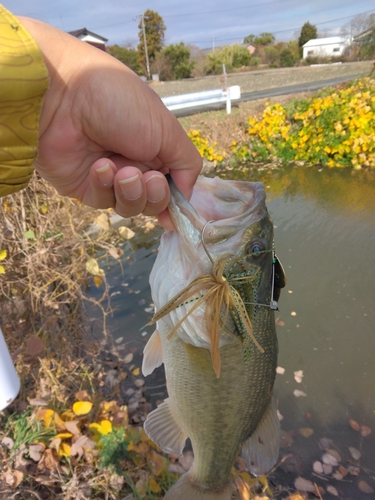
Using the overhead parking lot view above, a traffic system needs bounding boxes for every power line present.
[180,8,375,46]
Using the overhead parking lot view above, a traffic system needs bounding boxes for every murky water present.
[88,164,375,496]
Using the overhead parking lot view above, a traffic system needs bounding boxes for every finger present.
[141,171,170,217]
[86,158,117,209]
[113,166,148,217]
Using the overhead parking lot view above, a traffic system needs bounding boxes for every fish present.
[142,175,286,500]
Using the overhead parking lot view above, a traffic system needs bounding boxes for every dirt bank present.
[149,61,373,98]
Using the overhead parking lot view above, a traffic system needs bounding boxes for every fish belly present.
[160,313,277,491]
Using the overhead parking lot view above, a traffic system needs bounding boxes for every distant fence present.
[161,85,241,114]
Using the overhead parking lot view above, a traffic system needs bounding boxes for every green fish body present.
[142,176,283,499]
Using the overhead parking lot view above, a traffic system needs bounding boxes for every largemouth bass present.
[142,175,285,499]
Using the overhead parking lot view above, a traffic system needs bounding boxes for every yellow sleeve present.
[0,5,49,196]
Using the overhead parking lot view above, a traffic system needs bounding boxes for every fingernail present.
[118,174,143,200]
[146,175,167,203]
[96,163,113,187]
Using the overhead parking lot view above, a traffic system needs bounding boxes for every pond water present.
[88,164,375,497]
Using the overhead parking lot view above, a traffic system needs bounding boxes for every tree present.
[254,32,275,46]
[163,42,195,80]
[279,48,295,67]
[299,22,318,49]
[243,34,256,45]
[107,45,141,74]
[137,10,166,74]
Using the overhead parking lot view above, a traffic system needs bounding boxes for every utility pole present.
[136,14,151,80]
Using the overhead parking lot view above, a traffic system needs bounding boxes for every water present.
[88,164,375,496]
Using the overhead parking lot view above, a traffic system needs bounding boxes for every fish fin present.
[142,329,163,376]
[241,398,280,476]
[165,472,232,500]
[143,398,187,455]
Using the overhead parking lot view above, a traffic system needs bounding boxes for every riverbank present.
[0,74,374,499]
[149,60,373,98]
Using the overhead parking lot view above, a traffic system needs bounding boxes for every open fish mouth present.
[166,174,267,246]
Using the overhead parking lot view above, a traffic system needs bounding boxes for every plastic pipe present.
[0,327,20,411]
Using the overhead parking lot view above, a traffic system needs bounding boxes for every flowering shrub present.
[188,129,225,164]
[233,77,375,169]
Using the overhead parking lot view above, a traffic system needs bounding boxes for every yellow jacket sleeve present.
[0,5,49,196]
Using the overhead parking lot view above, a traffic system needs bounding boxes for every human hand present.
[17,17,202,230]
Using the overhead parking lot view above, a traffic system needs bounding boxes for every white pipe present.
[0,327,20,411]
[161,86,241,112]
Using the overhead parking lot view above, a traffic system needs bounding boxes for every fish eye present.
[246,240,266,261]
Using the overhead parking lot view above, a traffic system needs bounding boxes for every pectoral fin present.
[143,398,188,455]
[241,398,280,476]
[142,329,164,376]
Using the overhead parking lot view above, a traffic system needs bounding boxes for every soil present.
[148,60,373,98]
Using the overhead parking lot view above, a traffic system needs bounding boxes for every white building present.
[302,36,352,59]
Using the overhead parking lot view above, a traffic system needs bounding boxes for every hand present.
[17,17,202,230]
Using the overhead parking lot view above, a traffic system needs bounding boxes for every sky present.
[5,0,375,49]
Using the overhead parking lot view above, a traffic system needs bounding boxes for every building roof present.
[303,36,348,48]
[68,28,108,43]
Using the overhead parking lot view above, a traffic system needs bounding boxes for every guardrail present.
[161,85,241,114]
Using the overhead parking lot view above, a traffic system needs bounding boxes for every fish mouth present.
[166,174,266,246]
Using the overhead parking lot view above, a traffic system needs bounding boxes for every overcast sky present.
[5,0,375,48]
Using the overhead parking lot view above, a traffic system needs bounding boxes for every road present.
[172,74,363,117]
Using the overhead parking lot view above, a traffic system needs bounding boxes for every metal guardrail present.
[161,85,241,114]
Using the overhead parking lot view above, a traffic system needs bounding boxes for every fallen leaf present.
[2,437,14,453]
[86,258,104,276]
[313,461,323,474]
[293,390,307,398]
[25,335,45,356]
[70,435,89,459]
[72,401,93,416]
[148,477,161,493]
[95,213,110,231]
[5,470,23,488]
[58,442,71,457]
[326,449,341,463]
[28,398,48,406]
[134,379,145,388]
[94,275,103,287]
[75,390,90,401]
[65,420,81,435]
[299,428,313,438]
[349,419,360,431]
[275,317,285,326]
[291,311,297,316]
[323,463,332,475]
[35,408,55,428]
[358,480,374,494]
[38,449,59,471]
[294,477,315,493]
[276,366,285,375]
[326,485,339,496]
[361,425,372,437]
[322,452,339,467]
[0,249,7,260]
[29,444,45,462]
[132,367,140,376]
[318,437,333,450]
[108,247,123,259]
[123,353,134,364]
[338,465,349,477]
[0,265,5,274]
[148,450,165,476]
[332,471,343,480]
[348,447,361,461]
[294,370,303,383]
[118,227,135,240]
